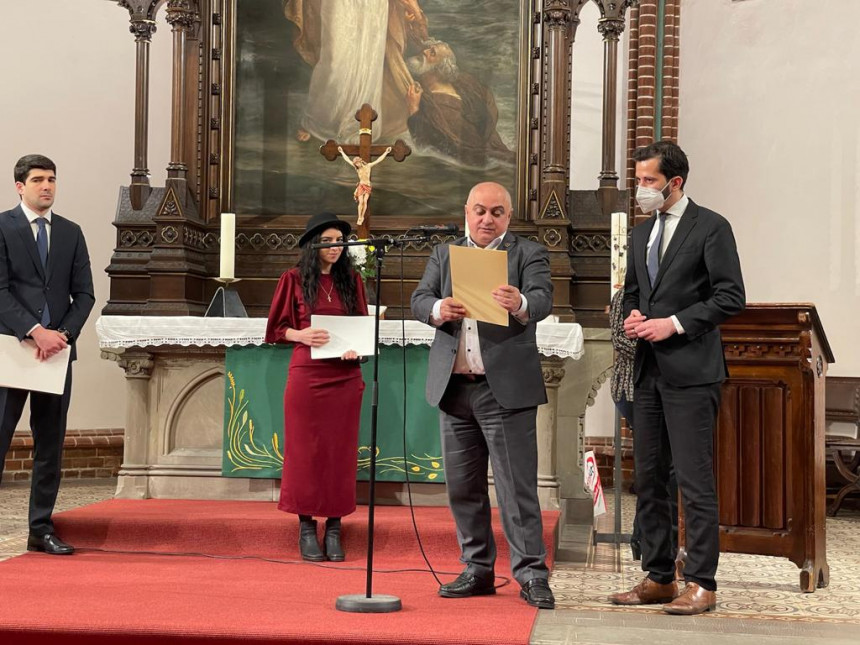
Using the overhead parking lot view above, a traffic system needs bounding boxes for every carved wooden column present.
[164,0,198,205]
[595,2,636,217]
[535,1,583,321]
[103,350,154,499]
[119,2,159,210]
[141,0,212,315]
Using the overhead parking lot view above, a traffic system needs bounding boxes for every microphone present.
[408,223,460,235]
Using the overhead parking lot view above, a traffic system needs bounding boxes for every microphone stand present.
[312,233,428,613]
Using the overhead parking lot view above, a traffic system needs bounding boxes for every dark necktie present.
[36,218,51,326]
[647,213,666,286]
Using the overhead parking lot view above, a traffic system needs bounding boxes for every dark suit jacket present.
[411,232,553,409]
[623,199,745,387]
[0,204,95,362]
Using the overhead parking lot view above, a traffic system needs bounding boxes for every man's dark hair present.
[633,140,689,188]
[14,154,56,184]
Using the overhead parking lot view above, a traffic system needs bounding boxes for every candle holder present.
[204,277,248,318]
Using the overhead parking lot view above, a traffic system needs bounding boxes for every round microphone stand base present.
[336,594,402,613]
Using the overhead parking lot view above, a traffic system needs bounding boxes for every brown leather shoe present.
[663,582,716,615]
[609,577,679,605]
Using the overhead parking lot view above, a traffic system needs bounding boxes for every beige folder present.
[0,334,70,395]
[449,245,509,327]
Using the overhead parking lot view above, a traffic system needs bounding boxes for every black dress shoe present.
[27,533,75,555]
[520,578,555,609]
[438,571,496,598]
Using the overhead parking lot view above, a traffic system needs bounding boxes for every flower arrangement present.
[348,242,377,281]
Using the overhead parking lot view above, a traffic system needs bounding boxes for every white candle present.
[610,212,628,298]
[220,212,236,280]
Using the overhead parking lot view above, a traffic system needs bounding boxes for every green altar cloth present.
[222,345,444,482]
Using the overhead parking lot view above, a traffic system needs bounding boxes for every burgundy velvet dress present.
[264,268,368,517]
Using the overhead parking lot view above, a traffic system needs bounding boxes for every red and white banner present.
[583,450,607,517]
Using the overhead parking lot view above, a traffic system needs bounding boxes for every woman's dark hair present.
[298,231,358,314]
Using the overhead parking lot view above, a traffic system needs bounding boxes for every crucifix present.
[320,103,411,239]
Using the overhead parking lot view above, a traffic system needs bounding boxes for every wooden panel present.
[739,385,762,527]
[762,385,786,530]
[717,384,739,526]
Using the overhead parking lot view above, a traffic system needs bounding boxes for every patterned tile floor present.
[536,493,860,644]
[1,480,858,643]
[0,479,116,561]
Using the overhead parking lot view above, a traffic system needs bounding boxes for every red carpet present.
[0,500,558,645]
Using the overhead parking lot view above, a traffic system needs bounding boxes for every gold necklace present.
[321,282,334,302]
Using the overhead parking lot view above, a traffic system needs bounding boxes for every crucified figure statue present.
[338,145,392,226]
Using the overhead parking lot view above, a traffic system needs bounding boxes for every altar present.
[97,316,586,511]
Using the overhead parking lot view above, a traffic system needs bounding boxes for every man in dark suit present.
[411,181,555,609]
[0,154,95,555]
[609,141,745,615]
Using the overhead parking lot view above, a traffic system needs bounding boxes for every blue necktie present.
[36,218,51,326]
[647,213,666,286]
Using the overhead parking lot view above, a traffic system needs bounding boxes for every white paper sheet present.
[0,334,70,395]
[309,315,376,360]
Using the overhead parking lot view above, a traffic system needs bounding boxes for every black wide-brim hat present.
[298,212,351,248]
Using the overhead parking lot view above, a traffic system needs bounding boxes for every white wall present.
[680,0,860,376]
[570,0,629,190]
[0,0,173,430]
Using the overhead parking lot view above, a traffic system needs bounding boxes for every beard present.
[407,55,430,77]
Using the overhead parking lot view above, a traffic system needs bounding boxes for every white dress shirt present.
[20,202,53,335]
[431,233,529,375]
[21,201,53,250]
[645,193,689,334]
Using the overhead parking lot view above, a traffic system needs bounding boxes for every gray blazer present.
[411,232,553,410]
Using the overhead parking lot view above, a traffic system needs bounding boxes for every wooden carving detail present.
[724,343,804,361]
[107,0,583,319]
[120,230,156,248]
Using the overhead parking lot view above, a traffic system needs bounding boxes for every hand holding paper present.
[30,327,68,361]
[491,284,523,313]
[292,327,330,347]
[0,335,70,395]
[437,297,467,322]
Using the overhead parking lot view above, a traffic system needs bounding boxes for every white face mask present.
[636,180,673,213]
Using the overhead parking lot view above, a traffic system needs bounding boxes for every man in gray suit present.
[411,181,555,609]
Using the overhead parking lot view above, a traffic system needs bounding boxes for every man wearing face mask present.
[608,141,745,615]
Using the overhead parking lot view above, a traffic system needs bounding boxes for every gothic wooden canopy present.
[106,0,679,325]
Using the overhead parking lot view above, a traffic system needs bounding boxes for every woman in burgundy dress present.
[265,213,368,562]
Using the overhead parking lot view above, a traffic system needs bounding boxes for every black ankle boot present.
[324,517,344,562]
[299,517,325,562]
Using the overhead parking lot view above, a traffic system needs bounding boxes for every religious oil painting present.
[233,0,527,218]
